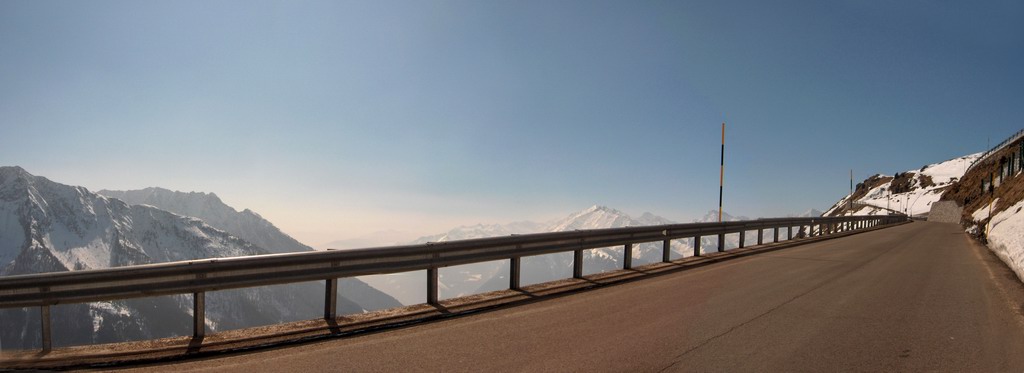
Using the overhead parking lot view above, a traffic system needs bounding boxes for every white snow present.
[89,301,132,333]
[985,199,1024,282]
[829,153,984,217]
[972,199,998,222]
[852,206,883,216]
[920,153,980,185]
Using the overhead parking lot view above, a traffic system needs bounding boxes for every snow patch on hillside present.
[982,199,1024,282]
[827,153,982,217]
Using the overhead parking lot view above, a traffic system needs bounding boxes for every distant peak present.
[241,208,263,219]
[141,186,172,193]
[0,165,31,178]
[150,187,221,203]
[583,205,618,213]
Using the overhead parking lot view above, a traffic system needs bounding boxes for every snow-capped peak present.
[0,167,402,349]
[549,205,635,231]
[696,209,746,223]
[99,187,311,254]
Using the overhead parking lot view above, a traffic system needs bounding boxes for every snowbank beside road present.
[977,199,1024,282]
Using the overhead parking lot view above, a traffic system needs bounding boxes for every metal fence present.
[966,128,1024,173]
[0,214,906,351]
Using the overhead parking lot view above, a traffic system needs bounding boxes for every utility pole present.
[849,169,853,214]
[718,123,725,223]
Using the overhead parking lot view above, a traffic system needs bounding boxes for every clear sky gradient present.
[2,1,1022,245]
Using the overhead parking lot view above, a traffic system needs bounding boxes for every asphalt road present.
[115,221,1024,372]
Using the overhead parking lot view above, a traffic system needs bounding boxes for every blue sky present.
[2,1,1022,245]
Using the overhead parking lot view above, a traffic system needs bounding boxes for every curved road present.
[116,221,1024,372]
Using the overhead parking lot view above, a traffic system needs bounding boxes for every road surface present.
[113,221,1024,372]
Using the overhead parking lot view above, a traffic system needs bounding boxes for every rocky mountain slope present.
[0,167,398,349]
[97,187,401,315]
[824,153,982,217]
[98,188,310,254]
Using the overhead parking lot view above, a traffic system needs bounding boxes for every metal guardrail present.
[966,128,1024,173]
[0,214,906,351]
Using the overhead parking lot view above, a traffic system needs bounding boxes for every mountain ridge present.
[98,187,311,254]
[0,167,399,349]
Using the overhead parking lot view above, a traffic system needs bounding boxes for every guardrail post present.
[325,278,337,320]
[717,233,725,252]
[787,226,793,240]
[427,268,439,305]
[773,227,780,243]
[662,239,671,262]
[624,243,633,269]
[757,229,763,245]
[693,236,701,257]
[573,249,584,279]
[193,291,205,338]
[510,257,521,290]
[40,305,51,351]
[738,231,745,248]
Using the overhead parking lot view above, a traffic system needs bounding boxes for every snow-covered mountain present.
[97,187,400,314]
[694,209,748,223]
[410,221,546,244]
[791,209,824,218]
[363,205,752,305]
[824,153,983,217]
[0,167,399,349]
[98,187,309,254]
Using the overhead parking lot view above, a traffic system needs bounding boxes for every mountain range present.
[1,165,823,348]
[357,205,760,305]
[0,167,399,349]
